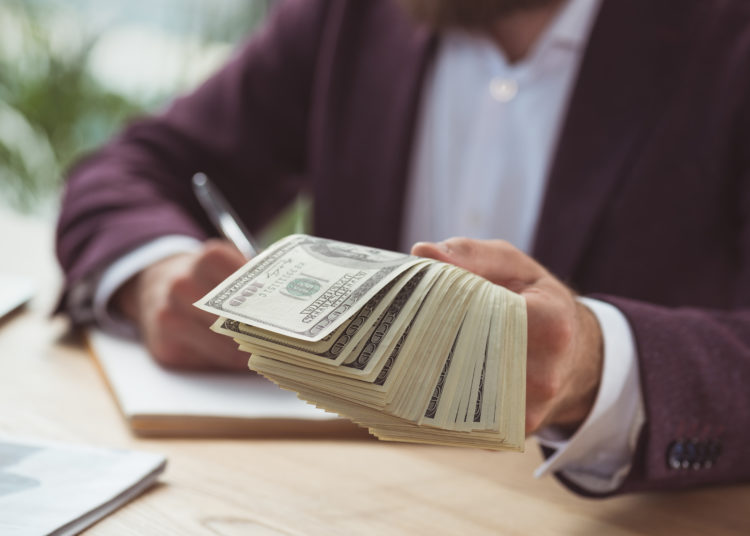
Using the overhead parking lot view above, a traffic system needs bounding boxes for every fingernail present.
[413,240,452,257]
[436,241,453,255]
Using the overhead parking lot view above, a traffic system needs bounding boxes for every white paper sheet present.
[87,329,333,425]
[0,274,34,319]
[0,435,166,536]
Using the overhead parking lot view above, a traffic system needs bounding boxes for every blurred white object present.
[0,273,34,319]
[0,435,165,536]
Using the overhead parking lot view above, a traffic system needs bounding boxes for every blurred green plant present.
[0,1,141,212]
[0,0,272,214]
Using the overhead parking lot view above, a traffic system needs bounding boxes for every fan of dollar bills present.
[196,234,527,451]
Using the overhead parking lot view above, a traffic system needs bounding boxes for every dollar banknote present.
[196,234,527,451]
[195,234,425,342]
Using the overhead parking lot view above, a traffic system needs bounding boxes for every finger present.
[193,240,248,287]
[169,321,249,371]
[147,300,247,371]
[411,241,456,263]
[523,284,577,354]
[174,295,231,334]
[166,273,228,326]
[154,341,246,371]
[149,333,223,370]
[178,317,249,370]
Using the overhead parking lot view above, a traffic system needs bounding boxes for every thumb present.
[412,237,545,289]
[411,240,455,264]
[411,237,491,277]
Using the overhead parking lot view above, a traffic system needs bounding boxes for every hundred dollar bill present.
[195,234,426,342]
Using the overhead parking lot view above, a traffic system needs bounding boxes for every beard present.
[397,0,561,29]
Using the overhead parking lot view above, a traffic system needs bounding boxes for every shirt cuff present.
[533,296,645,494]
[69,235,203,338]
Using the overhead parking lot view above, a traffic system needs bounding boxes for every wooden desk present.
[2,210,749,535]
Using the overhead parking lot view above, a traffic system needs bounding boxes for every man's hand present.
[411,238,603,436]
[115,239,249,370]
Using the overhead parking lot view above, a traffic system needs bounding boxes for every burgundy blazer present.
[57,0,750,495]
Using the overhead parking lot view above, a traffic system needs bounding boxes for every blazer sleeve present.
[55,0,332,300]
[547,9,750,495]
[587,97,750,496]
[592,295,750,494]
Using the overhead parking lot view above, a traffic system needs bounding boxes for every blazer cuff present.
[67,235,203,338]
[533,297,645,494]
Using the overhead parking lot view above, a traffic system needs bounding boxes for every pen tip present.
[192,172,208,187]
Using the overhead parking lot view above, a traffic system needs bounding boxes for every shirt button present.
[489,77,518,102]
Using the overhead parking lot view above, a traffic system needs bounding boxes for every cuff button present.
[667,439,685,470]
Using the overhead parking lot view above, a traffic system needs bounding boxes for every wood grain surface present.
[1,209,748,535]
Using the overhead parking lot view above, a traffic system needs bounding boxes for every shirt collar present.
[543,0,603,51]
[438,0,603,69]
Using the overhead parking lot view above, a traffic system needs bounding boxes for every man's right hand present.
[412,237,603,437]
[115,239,249,370]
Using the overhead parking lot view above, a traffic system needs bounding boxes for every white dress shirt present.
[403,0,644,492]
[74,0,644,494]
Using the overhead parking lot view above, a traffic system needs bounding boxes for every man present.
[56,0,750,497]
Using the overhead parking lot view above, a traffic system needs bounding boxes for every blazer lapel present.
[312,1,436,250]
[368,14,437,250]
[532,0,694,281]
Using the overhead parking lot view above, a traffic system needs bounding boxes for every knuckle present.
[151,340,182,367]
[169,274,194,299]
[493,238,512,250]
[450,236,472,247]
[547,319,574,354]
[445,236,473,255]
[201,244,223,262]
[529,372,561,403]
[489,239,518,259]
[154,304,177,328]
[545,375,562,400]
[196,242,241,280]
[201,241,233,265]
[525,411,544,435]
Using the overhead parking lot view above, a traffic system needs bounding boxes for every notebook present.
[87,329,362,437]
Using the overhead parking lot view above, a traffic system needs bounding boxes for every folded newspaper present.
[196,234,527,451]
[0,436,165,536]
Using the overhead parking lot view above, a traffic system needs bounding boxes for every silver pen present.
[191,172,260,259]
